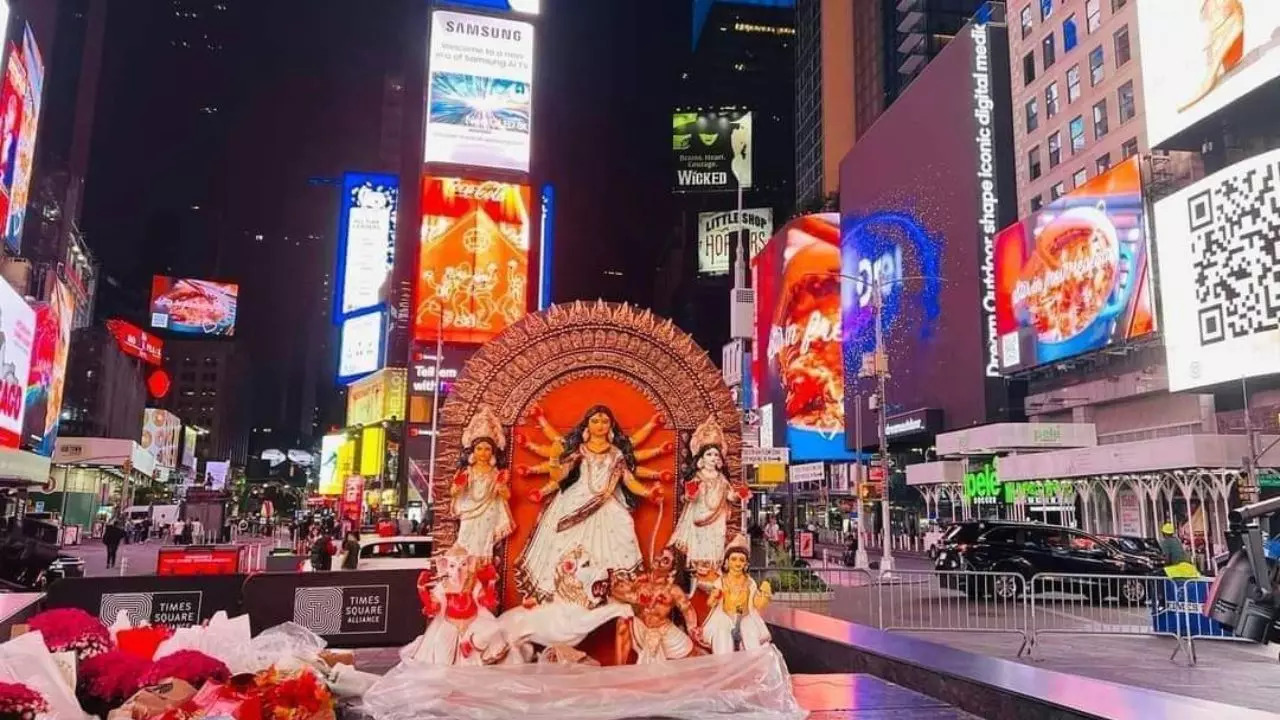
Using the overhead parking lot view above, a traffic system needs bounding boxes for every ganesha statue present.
[669,415,749,584]
[451,405,515,557]
[403,546,514,666]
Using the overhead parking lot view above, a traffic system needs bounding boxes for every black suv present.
[933,521,1160,602]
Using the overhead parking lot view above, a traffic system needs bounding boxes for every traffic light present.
[860,483,883,501]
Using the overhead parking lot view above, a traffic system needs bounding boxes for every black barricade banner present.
[242,569,424,647]
[44,575,247,627]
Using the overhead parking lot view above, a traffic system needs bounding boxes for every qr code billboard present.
[1154,150,1280,391]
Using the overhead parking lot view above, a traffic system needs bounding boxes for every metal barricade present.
[875,570,1031,655]
[1026,573,1172,658]
[1162,577,1250,665]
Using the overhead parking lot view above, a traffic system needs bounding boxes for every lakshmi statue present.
[404,547,512,665]
[517,404,669,601]
[702,534,772,654]
[451,405,514,557]
[610,546,700,664]
[669,415,749,580]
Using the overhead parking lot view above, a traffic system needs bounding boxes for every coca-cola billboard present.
[752,213,852,461]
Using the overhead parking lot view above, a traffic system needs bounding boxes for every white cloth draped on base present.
[363,645,807,720]
[519,446,643,599]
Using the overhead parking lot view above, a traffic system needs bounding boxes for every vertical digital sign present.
[336,172,399,318]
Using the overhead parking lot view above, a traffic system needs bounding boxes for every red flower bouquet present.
[139,650,230,688]
[0,681,48,720]
[116,624,174,661]
[79,649,151,706]
[27,608,112,660]
[158,667,335,720]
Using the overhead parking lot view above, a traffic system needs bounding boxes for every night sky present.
[78,0,688,445]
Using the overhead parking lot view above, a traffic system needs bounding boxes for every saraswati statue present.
[517,404,672,601]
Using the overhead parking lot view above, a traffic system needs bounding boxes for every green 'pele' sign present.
[962,464,1071,504]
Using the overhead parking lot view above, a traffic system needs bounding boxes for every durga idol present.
[518,405,666,601]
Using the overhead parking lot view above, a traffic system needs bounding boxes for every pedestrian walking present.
[103,520,125,569]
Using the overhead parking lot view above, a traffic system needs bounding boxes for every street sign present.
[742,446,789,465]
[789,462,825,486]
[1260,474,1280,489]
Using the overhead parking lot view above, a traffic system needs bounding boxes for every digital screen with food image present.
[994,157,1155,373]
[149,276,240,337]
[754,213,852,461]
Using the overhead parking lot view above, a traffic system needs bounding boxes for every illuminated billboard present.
[141,408,182,469]
[425,10,534,172]
[0,25,41,254]
[22,279,73,455]
[415,176,530,345]
[439,0,540,13]
[697,208,772,275]
[338,309,385,382]
[753,214,850,461]
[1153,147,1280,391]
[1139,0,1280,148]
[994,158,1156,373]
[106,318,163,365]
[346,367,407,426]
[181,426,197,474]
[672,109,752,192]
[318,433,351,496]
[150,276,239,337]
[336,172,398,318]
[839,18,1016,439]
[0,276,33,448]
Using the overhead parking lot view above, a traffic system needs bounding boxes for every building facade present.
[793,0,853,209]
[61,326,148,441]
[161,338,248,465]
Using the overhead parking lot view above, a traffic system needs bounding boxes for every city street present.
[769,562,1280,712]
[67,535,286,577]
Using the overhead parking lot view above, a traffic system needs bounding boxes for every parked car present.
[1099,535,1164,563]
[933,521,1159,603]
[302,535,433,571]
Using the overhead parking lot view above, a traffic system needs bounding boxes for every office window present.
[1021,4,1034,38]
[1121,137,1139,158]
[1086,0,1102,33]
[1118,80,1136,122]
[1115,25,1131,66]
[1023,51,1037,85]
[1051,182,1065,200]
[1048,131,1062,167]
[1046,82,1061,117]
[1089,46,1105,85]
[1093,100,1109,138]
[1073,168,1088,187]
[1025,98,1039,132]
[1042,33,1056,68]
[1063,15,1079,52]
[1041,0,1053,21]
[1067,65,1081,102]
[1069,116,1086,152]
[1096,153,1112,174]
[1029,145,1043,180]
[1030,195,1044,211]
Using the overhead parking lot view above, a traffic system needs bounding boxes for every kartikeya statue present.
[703,534,772,654]
[669,415,750,581]
[517,404,672,601]
[451,405,514,557]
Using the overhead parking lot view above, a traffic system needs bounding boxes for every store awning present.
[905,461,964,487]
[0,448,52,488]
[935,422,1097,456]
[995,434,1280,482]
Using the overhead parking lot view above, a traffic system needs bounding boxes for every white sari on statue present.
[669,472,730,566]
[520,446,643,600]
[452,468,514,557]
